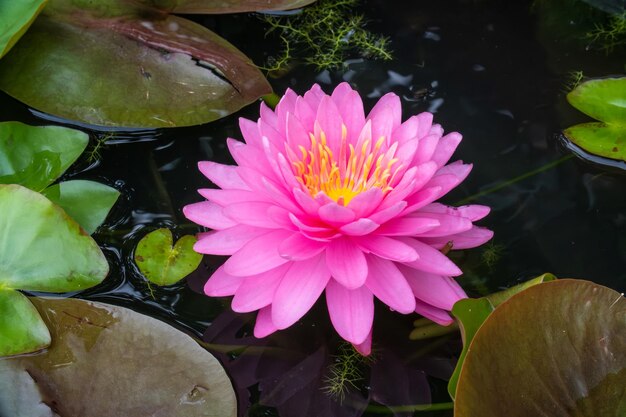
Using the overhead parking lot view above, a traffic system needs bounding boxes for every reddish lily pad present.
[0,297,237,417]
[0,0,282,128]
[454,279,626,417]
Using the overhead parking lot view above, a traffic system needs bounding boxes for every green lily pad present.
[0,0,283,128]
[0,0,48,58]
[0,121,88,191]
[448,273,557,399]
[568,77,626,124]
[0,184,108,292]
[454,279,626,417]
[43,180,120,234]
[0,290,51,357]
[564,123,626,162]
[0,297,237,417]
[135,228,202,286]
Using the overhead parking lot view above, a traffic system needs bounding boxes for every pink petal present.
[278,233,327,261]
[376,216,440,236]
[268,206,299,231]
[340,219,380,236]
[224,230,292,276]
[399,238,462,276]
[223,202,278,228]
[326,279,374,345]
[204,265,244,296]
[286,112,311,152]
[239,118,262,146]
[198,189,259,206]
[412,212,473,237]
[368,201,407,224]
[231,265,290,313]
[431,132,462,168]
[198,161,248,190]
[414,299,455,326]
[357,235,418,262]
[368,93,402,134]
[228,141,278,184]
[294,96,316,132]
[352,329,372,356]
[271,254,331,329]
[338,90,366,144]
[347,188,383,218]
[260,101,278,128]
[330,82,353,104]
[414,112,434,139]
[403,186,443,213]
[254,306,278,338]
[275,88,298,130]
[398,265,467,310]
[365,255,415,314]
[183,201,237,230]
[303,84,325,109]
[392,115,419,145]
[326,238,368,289]
[194,225,269,255]
[419,203,491,222]
[318,202,356,226]
[421,226,494,250]
[316,96,344,154]
[412,133,439,165]
[293,188,321,216]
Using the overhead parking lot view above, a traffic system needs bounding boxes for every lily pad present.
[0,0,299,128]
[135,228,202,286]
[0,290,51,357]
[0,121,88,191]
[454,279,626,417]
[564,77,626,162]
[0,297,237,417]
[0,0,48,58]
[43,180,120,234]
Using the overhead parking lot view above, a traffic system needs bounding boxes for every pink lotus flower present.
[184,83,492,355]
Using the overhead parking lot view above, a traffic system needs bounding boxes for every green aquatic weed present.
[260,0,392,72]
[586,11,626,52]
[322,342,370,402]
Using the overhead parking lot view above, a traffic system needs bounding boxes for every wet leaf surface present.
[0,297,237,417]
[454,279,626,417]
[42,180,120,235]
[0,290,50,357]
[0,0,275,128]
[135,228,203,286]
[0,0,48,58]
[0,121,88,191]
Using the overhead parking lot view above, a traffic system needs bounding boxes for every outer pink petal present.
[239,118,262,146]
[352,329,372,356]
[254,306,278,338]
[357,235,418,262]
[412,133,439,165]
[260,102,278,128]
[183,201,237,230]
[365,255,416,314]
[223,202,278,228]
[224,230,293,276]
[271,254,331,329]
[414,299,455,326]
[286,112,311,152]
[414,112,434,139]
[338,90,366,144]
[368,92,401,130]
[330,82,353,104]
[316,96,344,154]
[418,203,491,222]
[303,84,325,110]
[392,115,419,145]
[376,217,440,236]
[204,265,244,296]
[198,189,259,206]
[399,238,462,276]
[198,161,248,190]
[421,226,494,250]
[398,265,466,310]
[231,265,290,313]
[412,212,473,237]
[326,279,374,345]
[294,96,316,132]
[278,233,327,261]
[340,219,380,236]
[326,238,368,289]
[431,132,462,168]
[194,225,269,255]
[368,201,407,224]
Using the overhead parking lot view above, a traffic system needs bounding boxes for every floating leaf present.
[0,0,294,128]
[564,77,626,162]
[0,184,108,292]
[0,290,50,357]
[0,0,48,58]
[135,228,202,286]
[454,279,626,416]
[167,0,317,14]
[0,297,237,417]
[0,121,88,191]
[43,180,120,234]
[447,273,557,399]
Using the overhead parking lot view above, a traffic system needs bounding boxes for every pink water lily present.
[184,83,492,355]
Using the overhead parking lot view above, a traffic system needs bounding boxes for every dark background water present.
[1,0,625,416]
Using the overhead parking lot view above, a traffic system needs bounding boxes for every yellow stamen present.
[293,125,402,206]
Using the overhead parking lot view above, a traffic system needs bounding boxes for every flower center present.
[292,126,401,206]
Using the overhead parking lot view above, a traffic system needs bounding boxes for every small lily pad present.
[454,279,626,416]
[42,180,120,234]
[0,290,50,357]
[0,297,237,417]
[564,77,626,163]
[0,0,48,58]
[135,228,203,286]
[0,121,88,191]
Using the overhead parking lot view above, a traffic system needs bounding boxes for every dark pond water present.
[2,0,625,416]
